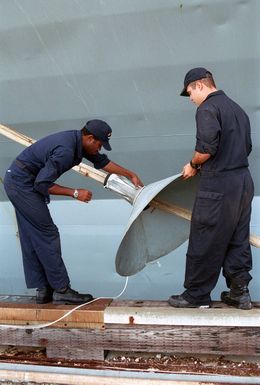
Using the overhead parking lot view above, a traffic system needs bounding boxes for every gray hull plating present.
[0,1,259,299]
[0,0,259,197]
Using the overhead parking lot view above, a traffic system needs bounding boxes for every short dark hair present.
[81,126,88,136]
[202,72,216,88]
[190,72,216,90]
[81,126,99,140]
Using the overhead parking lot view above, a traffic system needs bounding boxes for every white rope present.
[0,277,129,330]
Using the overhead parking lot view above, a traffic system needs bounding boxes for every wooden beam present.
[105,300,260,327]
[151,198,191,221]
[1,123,260,248]
[0,297,259,361]
[0,323,259,359]
[0,298,112,329]
[103,324,260,356]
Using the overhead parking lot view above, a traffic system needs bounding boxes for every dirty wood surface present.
[0,297,112,328]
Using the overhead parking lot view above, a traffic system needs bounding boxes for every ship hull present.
[0,0,259,299]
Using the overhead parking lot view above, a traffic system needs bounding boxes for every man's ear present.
[85,134,94,143]
[197,81,203,91]
[83,134,93,148]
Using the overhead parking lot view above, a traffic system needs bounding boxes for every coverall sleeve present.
[34,146,74,197]
[195,108,221,156]
[86,153,110,169]
[246,116,252,156]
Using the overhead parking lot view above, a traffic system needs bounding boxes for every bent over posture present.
[4,119,143,305]
[169,68,254,310]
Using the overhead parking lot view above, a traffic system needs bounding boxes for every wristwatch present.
[190,160,201,170]
[73,189,79,199]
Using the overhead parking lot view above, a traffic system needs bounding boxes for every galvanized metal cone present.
[111,174,199,276]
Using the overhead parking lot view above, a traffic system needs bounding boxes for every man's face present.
[83,135,102,155]
[186,81,205,106]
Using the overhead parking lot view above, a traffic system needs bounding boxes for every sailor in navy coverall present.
[169,68,254,310]
[4,119,143,304]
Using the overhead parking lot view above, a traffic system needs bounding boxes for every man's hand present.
[49,184,92,202]
[76,189,93,203]
[182,163,198,179]
[130,173,144,188]
[103,161,143,188]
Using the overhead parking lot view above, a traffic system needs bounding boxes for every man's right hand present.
[76,189,93,203]
[182,163,198,179]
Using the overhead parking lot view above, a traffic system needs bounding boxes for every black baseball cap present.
[180,67,212,96]
[86,119,112,151]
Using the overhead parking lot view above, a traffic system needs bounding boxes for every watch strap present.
[190,160,201,170]
[73,189,79,199]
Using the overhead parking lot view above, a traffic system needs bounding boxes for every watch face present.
[73,190,79,198]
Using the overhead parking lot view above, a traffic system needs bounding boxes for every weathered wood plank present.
[0,320,105,329]
[0,327,105,360]
[0,298,112,327]
[110,299,260,308]
[105,301,260,327]
[46,345,105,360]
[0,297,259,361]
[102,324,260,356]
[0,323,259,359]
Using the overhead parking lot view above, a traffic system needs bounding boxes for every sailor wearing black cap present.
[168,68,254,310]
[4,119,143,305]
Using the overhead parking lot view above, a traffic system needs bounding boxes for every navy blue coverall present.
[182,91,254,305]
[4,130,110,290]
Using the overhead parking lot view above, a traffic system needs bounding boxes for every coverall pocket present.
[193,190,224,227]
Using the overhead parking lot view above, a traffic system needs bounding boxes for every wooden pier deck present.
[0,295,259,361]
